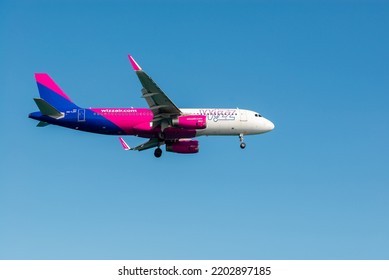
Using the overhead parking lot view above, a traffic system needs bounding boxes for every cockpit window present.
[255,113,262,117]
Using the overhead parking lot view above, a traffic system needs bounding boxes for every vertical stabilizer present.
[35,73,79,111]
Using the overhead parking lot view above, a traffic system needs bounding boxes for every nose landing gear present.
[239,133,246,149]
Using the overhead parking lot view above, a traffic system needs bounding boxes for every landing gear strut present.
[239,133,246,149]
[154,147,162,158]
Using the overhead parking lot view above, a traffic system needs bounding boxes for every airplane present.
[29,55,274,158]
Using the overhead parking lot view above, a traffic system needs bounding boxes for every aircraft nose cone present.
[267,120,275,131]
[263,118,275,132]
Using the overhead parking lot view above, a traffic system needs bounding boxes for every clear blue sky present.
[1,0,388,259]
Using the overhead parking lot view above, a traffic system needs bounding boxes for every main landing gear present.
[154,147,162,158]
[239,133,246,149]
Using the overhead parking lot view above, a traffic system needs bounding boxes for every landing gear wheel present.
[239,133,246,149]
[154,147,162,158]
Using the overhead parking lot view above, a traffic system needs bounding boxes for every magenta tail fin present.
[35,73,79,110]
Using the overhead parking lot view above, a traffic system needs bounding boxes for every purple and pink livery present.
[29,55,274,157]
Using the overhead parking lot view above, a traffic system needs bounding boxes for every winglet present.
[118,137,131,151]
[128,55,142,71]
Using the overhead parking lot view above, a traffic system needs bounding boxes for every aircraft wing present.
[128,55,182,126]
[118,137,159,151]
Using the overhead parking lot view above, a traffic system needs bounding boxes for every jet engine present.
[166,139,199,154]
[172,115,206,129]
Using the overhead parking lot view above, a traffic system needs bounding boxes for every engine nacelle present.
[166,139,199,154]
[172,115,206,129]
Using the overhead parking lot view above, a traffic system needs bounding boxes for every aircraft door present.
[77,109,86,122]
[240,110,247,122]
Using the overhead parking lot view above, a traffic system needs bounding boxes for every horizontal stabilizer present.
[33,98,64,119]
[37,121,49,127]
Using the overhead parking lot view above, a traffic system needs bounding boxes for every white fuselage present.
[181,108,275,136]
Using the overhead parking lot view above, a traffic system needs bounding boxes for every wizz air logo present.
[199,109,236,122]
